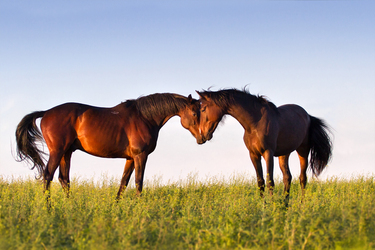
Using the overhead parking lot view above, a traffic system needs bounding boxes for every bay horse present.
[197,89,332,203]
[16,93,204,199]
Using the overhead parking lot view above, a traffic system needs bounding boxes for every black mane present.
[200,88,278,112]
[127,93,189,121]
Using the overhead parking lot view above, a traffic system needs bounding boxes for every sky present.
[1,1,374,186]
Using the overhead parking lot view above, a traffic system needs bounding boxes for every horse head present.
[179,94,206,144]
[196,91,226,142]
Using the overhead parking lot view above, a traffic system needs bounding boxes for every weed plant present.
[0,174,374,249]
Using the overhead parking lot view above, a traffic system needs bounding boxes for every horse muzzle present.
[200,133,213,143]
[196,136,207,145]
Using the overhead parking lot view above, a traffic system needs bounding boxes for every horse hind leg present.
[278,154,292,206]
[44,152,63,191]
[59,149,73,197]
[297,146,309,197]
[43,151,64,208]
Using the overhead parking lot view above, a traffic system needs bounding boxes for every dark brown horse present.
[16,93,204,199]
[197,89,332,203]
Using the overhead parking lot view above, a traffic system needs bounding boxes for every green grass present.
[0,174,374,249]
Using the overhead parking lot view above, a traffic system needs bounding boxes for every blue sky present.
[1,1,374,185]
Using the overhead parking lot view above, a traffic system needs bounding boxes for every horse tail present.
[308,115,333,176]
[15,111,46,179]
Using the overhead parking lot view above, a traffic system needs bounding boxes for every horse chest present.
[244,131,264,154]
[127,127,159,156]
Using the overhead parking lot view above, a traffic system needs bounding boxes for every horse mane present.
[126,93,189,121]
[200,88,278,112]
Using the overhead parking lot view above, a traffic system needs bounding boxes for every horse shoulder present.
[118,112,158,156]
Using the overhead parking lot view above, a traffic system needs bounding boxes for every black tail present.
[309,116,333,176]
[15,111,46,179]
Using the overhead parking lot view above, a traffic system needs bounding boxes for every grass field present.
[0,174,374,249]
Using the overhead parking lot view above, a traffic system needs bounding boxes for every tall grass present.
[0,174,374,249]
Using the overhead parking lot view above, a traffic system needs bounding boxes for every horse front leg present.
[278,154,292,207]
[263,149,275,196]
[249,152,265,197]
[116,159,135,201]
[134,152,148,196]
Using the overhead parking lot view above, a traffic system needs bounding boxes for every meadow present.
[0,174,374,250]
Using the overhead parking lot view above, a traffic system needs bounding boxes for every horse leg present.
[58,149,72,198]
[278,154,292,206]
[116,159,135,200]
[263,150,275,195]
[134,152,148,195]
[298,154,309,196]
[44,152,63,192]
[249,152,265,197]
[44,152,63,207]
[297,147,309,197]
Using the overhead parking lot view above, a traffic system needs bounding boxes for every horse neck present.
[135,93,188,128]
[226,98,264,131]
[148,102,185,128]
[155,112,179,128]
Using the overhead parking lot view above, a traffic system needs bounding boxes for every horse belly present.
[77,133,129,158]
[76,113,130,158]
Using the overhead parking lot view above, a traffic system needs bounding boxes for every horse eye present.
[193,113,197,117]
[201,107,206,112]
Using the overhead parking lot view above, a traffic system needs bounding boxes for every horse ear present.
[196,91,206,100]
[187,94,193,103]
